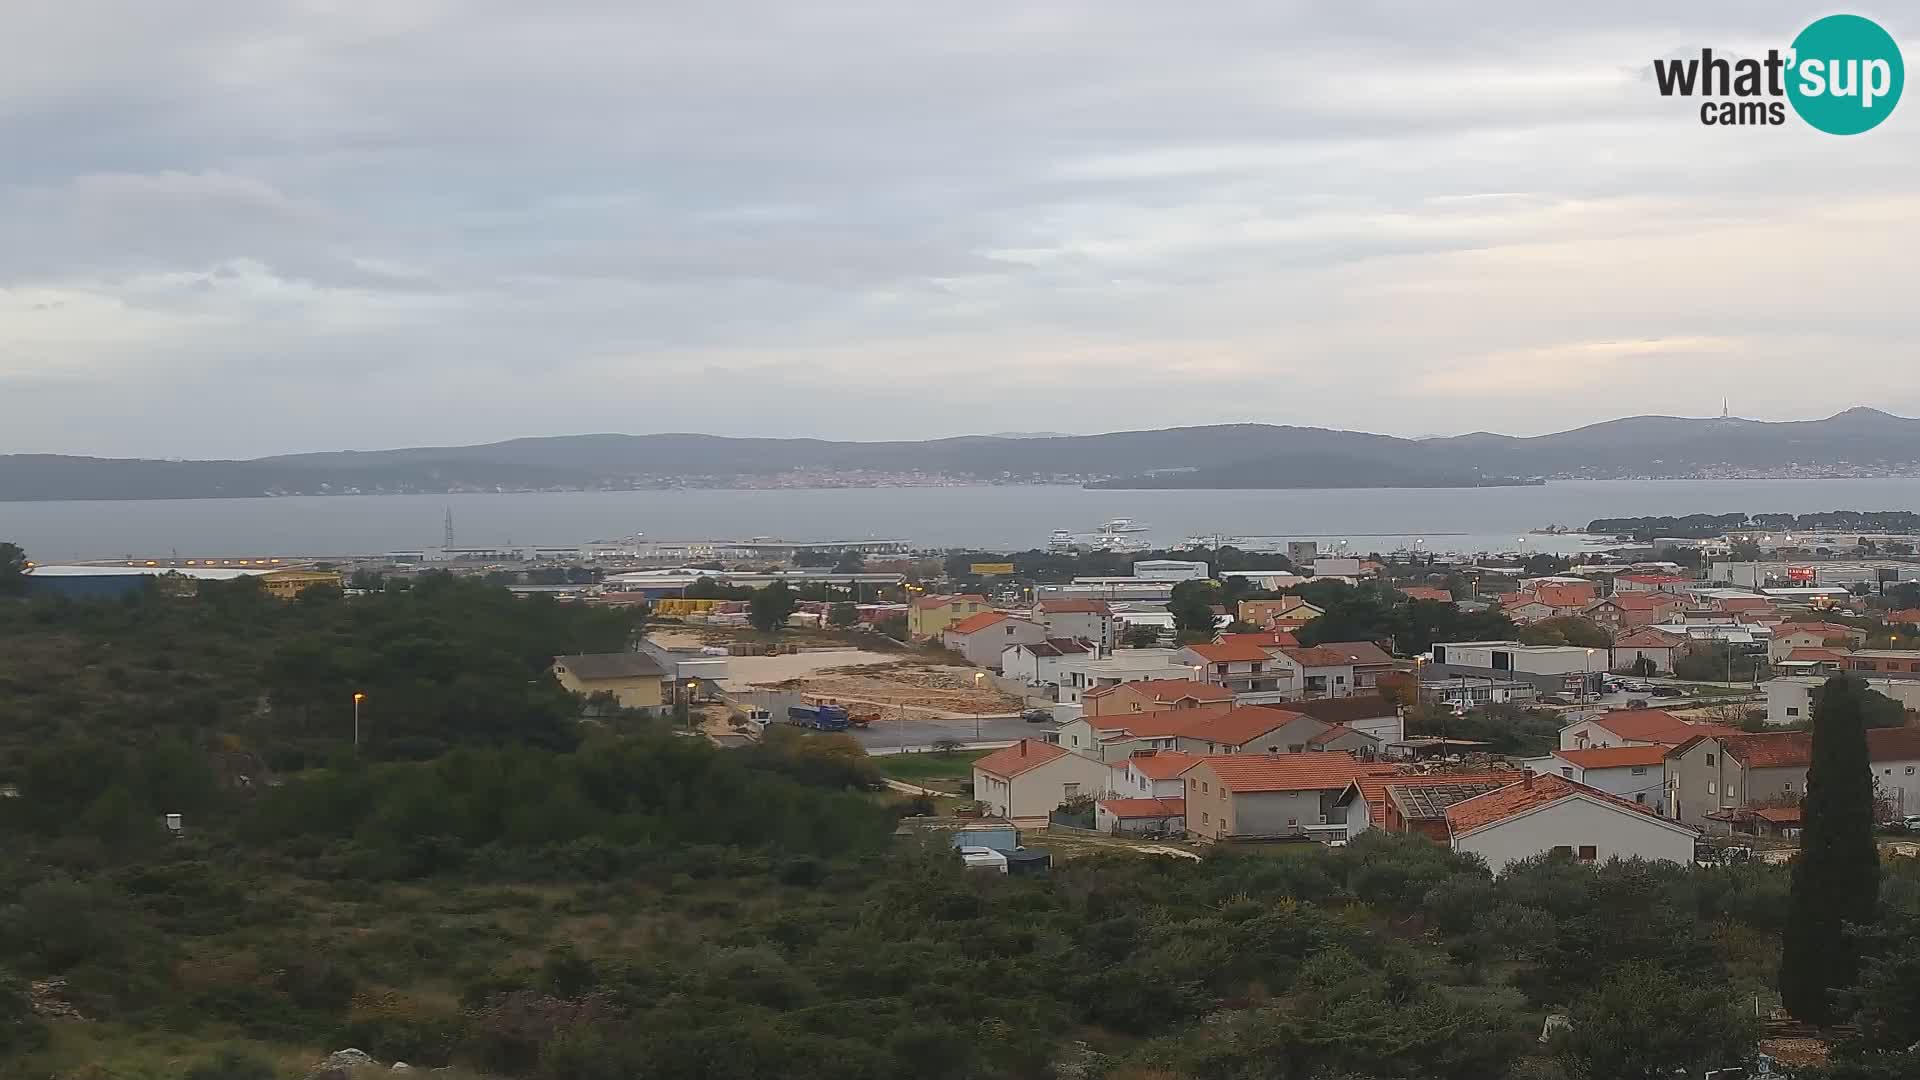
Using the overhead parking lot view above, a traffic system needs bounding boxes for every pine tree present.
[1780,675,1881,1024]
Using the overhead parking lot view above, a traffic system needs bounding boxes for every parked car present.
[1904,814,1920,831]
[1648,685,1685,698]
[1021,708,1052,724]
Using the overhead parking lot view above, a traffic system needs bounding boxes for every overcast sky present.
[2,2,1916,458]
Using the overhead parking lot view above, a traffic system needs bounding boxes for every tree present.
[0,542,25,597]
[749,581,799,633]
[827,602,858,628]
[1781,675,1882,1024]
[1630,656,1656,678]
[833,551,866,574]
[1558,961,1755,1080]
[1518,617,1612,649]
[1120,624,1162,648]
[1168,580,1221,639]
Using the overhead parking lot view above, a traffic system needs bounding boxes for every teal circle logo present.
[1787,14,1903,134]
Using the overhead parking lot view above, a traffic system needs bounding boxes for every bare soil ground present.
[765,660,1021,719]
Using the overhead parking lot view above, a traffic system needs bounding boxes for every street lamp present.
[352,691,366,750]
[973,671,986,741]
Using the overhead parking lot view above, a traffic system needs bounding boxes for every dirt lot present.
[764,660,1021,720]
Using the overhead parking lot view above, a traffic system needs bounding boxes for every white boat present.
[1047,529,1077,551]
[1099,517,1150,534]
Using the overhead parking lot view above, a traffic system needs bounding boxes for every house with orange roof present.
[1333,770,1519,838]
[1616,573,1695,594]
[1236,597,1323,631]
[1106,748,1202,799]
[1609,627,1690,674]
[1398,586,1455,603]
[1215,629,1301,650]
[1443,772,1698,874]
[1272,641,1398,695]
[1083,678,1232,718]
[1179,640,1291,696]
[942,611,1047,668]
[1768,621,1867,663]
[1664,730,1812,828]
[1585,591,1686,632]
[1557,708,1737,752]
[906,593,989,640]
[1501,596,1560,624]
[1056,703,1343,762]
[970,739,1113,822]
[1523,744,1670,807]
[1031,598,1115,655]
[1886,609,1920,628]
[1094,797,1186,836]
[1181,752,1392,843]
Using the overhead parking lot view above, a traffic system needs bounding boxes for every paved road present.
[851,714,1043,751]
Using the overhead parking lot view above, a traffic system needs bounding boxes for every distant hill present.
[4,408,1918,500]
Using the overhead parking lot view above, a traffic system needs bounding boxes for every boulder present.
[306,1048,379,1079]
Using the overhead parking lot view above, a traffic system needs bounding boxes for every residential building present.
[1065,648,1203,703]
[1180,640,1290,696]
[1665,731,1812,828]
[1309,724,1382,756]
[1294,640,1397,690]
[1094,797,1186,835]
[1398,586,1456,603]
[1886,609,1920,627]
[1336,771,1517,838]
[1421,674,1540,708]
[1271,646,1355,698]
[1107,748,1201,798]
[1032,599,1116,655]
[1869,727,1920,817]
[1524,745,1669,808]
[1610,628,1689,674]
[1768,622,1869,662]
[1182,753,1387,843]
[907,593,989,640]
[1082,678,1232,718]
[943,612,1047,668]
[1056,708,1224,761]
[971,739,1113,822]
[1000,638,1094,688]
[1237,597,1324,630]
[1585,592,1685,632]
[1058,704,1339,761]
[1214,629,1300,650]
[1501,597,1561,624]
[1558,708,1736,752]
[1283,694,1407,744]
[1766,674,1920,726]
[551,653,669,714]
[1445,773,1698,874]
[1844,650,1920,677]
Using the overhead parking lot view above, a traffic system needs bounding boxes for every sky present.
[2,2,1918,458]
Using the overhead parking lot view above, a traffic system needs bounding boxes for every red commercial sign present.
[1787,565,1816,583]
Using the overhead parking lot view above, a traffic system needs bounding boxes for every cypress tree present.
[1779,675,1881,1023]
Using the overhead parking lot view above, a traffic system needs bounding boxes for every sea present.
[6,478,1920,563]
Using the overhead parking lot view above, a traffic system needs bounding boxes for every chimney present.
[1020,741,1028,757]
[1523,771,1535,789]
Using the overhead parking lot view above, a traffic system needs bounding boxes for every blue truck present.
[787,703,851,731]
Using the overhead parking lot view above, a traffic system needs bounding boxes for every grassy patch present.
[876,749,988,784]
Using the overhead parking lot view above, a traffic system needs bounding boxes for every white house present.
[1107,749,1200,799]
[1000,638,1094,688]
[970,740,1114,822]
[1444,773,1698,875]
[1032,599,1116,655]
[1063,648,1198,704]
[1767,674,1920,726]
[1093,797,1187,835]
[1609,628,1688,675]
[1557,709,1727,752]
[943,612,1047,669]
[1180,640,1290,696]
[1523,745,1669,809]
[1869,728,1920,817]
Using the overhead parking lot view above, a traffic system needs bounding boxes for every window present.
[1635,793,1646,804]
[1631,766,1647,775]
[1908,766,1917,775]
[1550,845,1573,857]
[1705,753,1715,766]
[1202,811,1210,824]
[1707,780,1717,796]
[1063,783,1080,798]
[1577,845,1598,864]
[1201,781,1209,793]
[1219,788,1226,801]
[1560,767,1573,778]
[1787,707,1800,717]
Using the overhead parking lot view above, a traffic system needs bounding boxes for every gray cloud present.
[1,1,1916,456]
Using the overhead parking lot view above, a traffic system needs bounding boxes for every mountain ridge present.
[4,408,1918,499]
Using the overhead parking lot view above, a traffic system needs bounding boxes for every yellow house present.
[551,653,669,714]
[259,568,344,600]
[906,593,990,641]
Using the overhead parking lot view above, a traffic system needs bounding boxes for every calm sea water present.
[6,478,1920,562]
